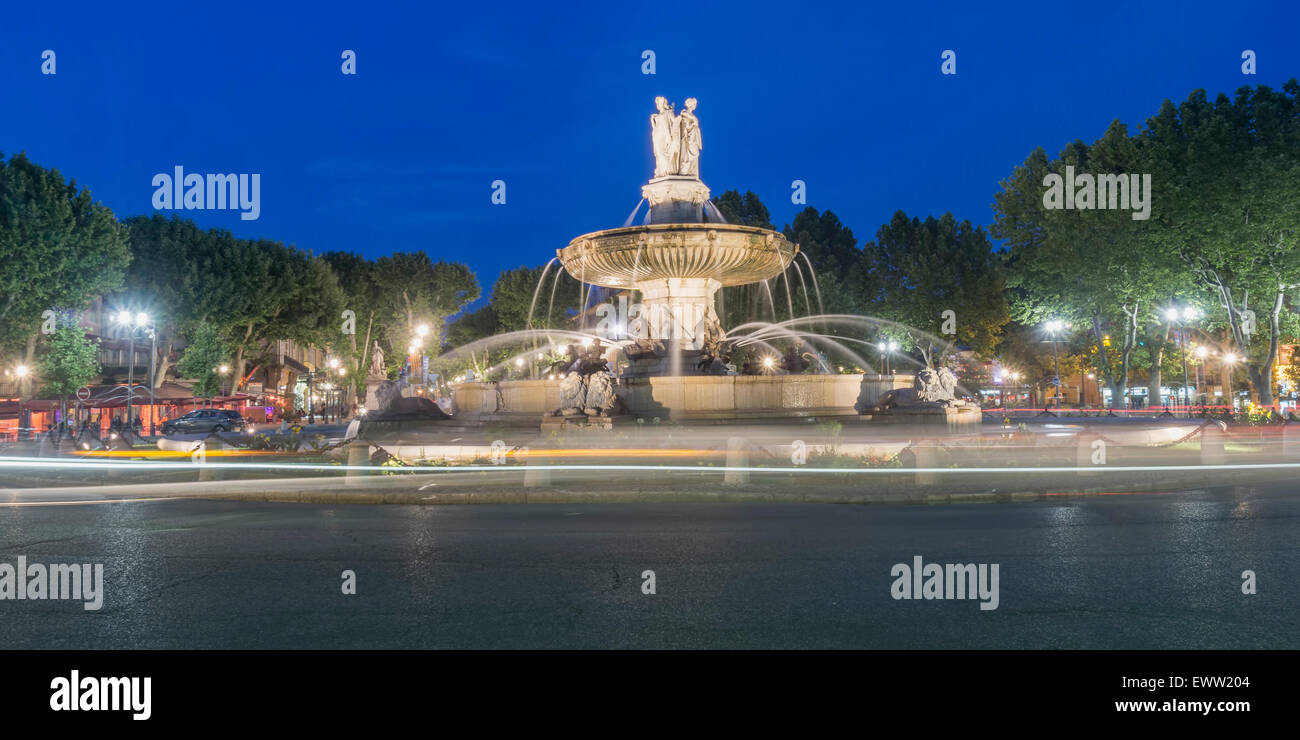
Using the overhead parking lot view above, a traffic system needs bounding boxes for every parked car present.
[160,409,247,436]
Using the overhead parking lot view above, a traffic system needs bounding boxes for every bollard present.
[1284,421,1300,458]
[1076,432,1102,477]
[524,464,551,488]
[724,437,749,485]
[344,441,371,486]
[197,437,223,481]
[911,443,938,486]
[1200,421,1226,466]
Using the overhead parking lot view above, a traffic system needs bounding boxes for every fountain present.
[449,97,953,428]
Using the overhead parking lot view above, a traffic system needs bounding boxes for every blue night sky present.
[4,1,1297,305]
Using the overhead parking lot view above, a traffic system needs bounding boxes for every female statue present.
[677,98,702,177]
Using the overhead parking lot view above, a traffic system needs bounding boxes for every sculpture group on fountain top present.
[650,96,703,179]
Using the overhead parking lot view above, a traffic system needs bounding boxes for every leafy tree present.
[36,326,100,408]
[0,152,129,398]
[323,250,385,388]
[176,323,229,399]
[712,190,774,228]
[995,321,1087,407]
[371,253,479,354]
[784,207,860,277]
[863,211,1009,365]
[994,120,1182,407]
[1140,82,1300,404]
[493,264,580,332]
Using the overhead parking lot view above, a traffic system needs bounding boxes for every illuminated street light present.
[14,364,29,378]
[1042,321,1068,411]
[415,324,430,338]
[1164,304,1199,416]
[114,310,158,433]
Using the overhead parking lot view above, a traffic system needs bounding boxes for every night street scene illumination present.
[1,0,1297,723]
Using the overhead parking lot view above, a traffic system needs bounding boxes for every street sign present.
[76,386,91,402]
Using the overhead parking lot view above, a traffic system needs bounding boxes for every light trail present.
[3,456,1300,476]
[0,497,181,507]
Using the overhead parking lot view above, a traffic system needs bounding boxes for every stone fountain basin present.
[452,374,911,421]
[557,223,797,288]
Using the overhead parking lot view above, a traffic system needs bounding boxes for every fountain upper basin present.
[558,223,797,289]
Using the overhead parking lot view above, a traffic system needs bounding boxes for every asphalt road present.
[0,486,1295,649]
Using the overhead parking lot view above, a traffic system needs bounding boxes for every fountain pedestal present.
[641,176,712,223]
[634,277,722,351]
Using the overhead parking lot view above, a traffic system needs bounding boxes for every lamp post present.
[326,357,341,422]
[216,364,231,410]
[414,324,430,389]
[14,364,29,439]
[336,366,348,420]
[304,369,317,424]
[877,340,898,376]
[1194,346,1208,409]
[1044,321,1066,410]
[1165,306,1198,417]
[115,311,154,432]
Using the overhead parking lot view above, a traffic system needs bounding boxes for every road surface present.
[0,485,1294,649]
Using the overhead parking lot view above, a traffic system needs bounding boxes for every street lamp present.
[878,340,899,375]
[114,311,155,433]
[1194,346,1208,408]
[1164,305,1198,416]
[13,365,29,440]
[216,364,230,403]
[1043,321,1067,411]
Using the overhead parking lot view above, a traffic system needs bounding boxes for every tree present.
[1141,82,1300,405]
[323,250,385,389]
[784,207,860,277]
[995,321,1087,407]
[863,211,1009,366]
[994,120,1181,407]
[371,253,479,354]
[36,326,100,415]
[493,264,580,332]
[712,190,774,228]
[176,323,229,399]
[121,216,261,390]
[0,152,129,398]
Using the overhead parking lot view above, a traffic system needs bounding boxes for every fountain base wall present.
[452,374,913,422]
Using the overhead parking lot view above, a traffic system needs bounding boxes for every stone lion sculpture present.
[367,379,452,420]
[861,366,969,414]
